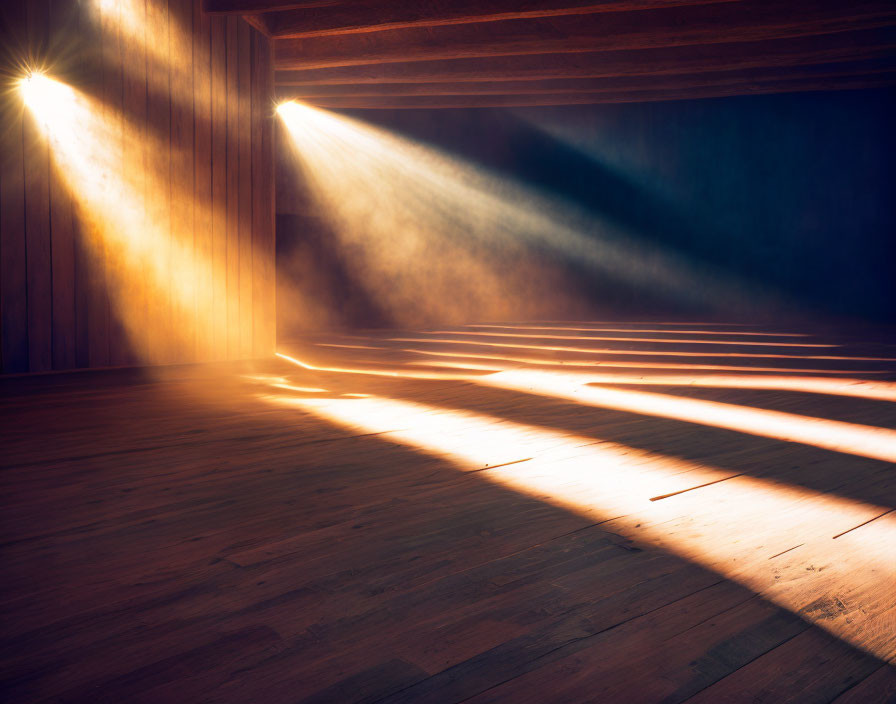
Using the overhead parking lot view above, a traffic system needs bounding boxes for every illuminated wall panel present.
[0,0,276,373]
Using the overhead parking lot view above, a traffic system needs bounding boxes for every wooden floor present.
[2,321,895,703]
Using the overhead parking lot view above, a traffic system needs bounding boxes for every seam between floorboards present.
[374,578,728,704]
[675,626,812,703]
[450,578,732,704]
[823,663,890,704]
[404,516,630,594]
[0,428,402,471]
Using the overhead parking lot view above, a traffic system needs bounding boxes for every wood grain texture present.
[171,0,197,363]
[211,16,229,359]
[264,0,738,39]
[1,321,894,702]
[272,1,896,70]
[47,0,78,371]
[226,16,242,359]
[251,31,266,358]
[204,0,345,14]
[279,58,896,97]
[273,28,896,85]
[195,0,215,359]
[238,20,254,359]
[23,1,53,372]
[104,0,130,367]
[0,0,276,374]
[0,73,29,373]
[262,1,896,105]
[283,73,896,108]
[262,36,276,356]
[256,32,276,358]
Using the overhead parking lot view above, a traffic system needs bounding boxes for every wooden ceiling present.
[204,0,896,108]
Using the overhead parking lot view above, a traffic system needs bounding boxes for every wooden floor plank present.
[682,627,886,703]
[829,664,896,704]
[1,322,894,703]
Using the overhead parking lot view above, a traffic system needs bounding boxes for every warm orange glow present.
[512,371,896,401]
[270,384,329,393]
[408,359,507,372]
[401,351,896,400]
[397,346,892,376]
[307,335,896,397]
[316,343,383,351]
[426,330,835,348]
[265,391,896,662]
[278,347,896,461]
[275,351,474,380]
[95,0,196,111]
[275,352,317,371]
[390,336,896,362]
[398,346,896,399]
[467,324,812,338]
[483,370,896,463]
[20,75,257,363]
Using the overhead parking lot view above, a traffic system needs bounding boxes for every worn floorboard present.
[1,321,894,702]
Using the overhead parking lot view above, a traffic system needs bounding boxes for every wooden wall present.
[0,0,275,374]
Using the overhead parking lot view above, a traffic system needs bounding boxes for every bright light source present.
[276,101,297,116]
[19,70,64,116]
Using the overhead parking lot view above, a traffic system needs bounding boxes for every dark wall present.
[347,88,896,324]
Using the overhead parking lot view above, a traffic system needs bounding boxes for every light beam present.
[263,390,896,663]
[277,101,785,329]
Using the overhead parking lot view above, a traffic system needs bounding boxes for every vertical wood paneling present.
[103,1,129,367]
[251,31,265,359]
[147,0,172,364]
[71,2,92,370]
[48,148,76,371]
[1,3,29,374]
[170,0,196,362]
[24,0,53,372]
[1,1,275,374]
[86,3,113,368]
[47,0,78,371]
[0,99,28,373]
[194,0,214,359]
[211,15,228,360]
[121,0,148,367]
[225,17,240,359]
[238,21,253,360]
[260,36,276,356]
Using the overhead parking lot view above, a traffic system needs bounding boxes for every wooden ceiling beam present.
[273,1,896,70]
[202,1,343,14]
[274,28,896,85]
[276,58,896,97]
[266,0,737,40]
[284,73,896,108]
[241,14,273,36]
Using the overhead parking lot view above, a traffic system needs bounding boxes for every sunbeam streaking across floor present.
[398,346,896,377]
[276,347,896,462]
[483,369,896,463]
[262,389,896,664]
